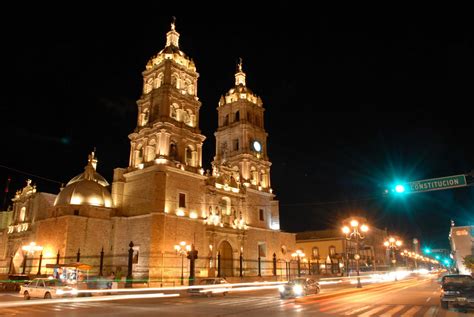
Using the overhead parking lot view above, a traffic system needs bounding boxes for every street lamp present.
[384,236,402,281]
[174,241,191,286]
[22,242,43,275]
[291,250,305,277]
[342,218,369,288]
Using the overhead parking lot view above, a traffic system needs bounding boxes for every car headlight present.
[293,285,303,295]
[56,289,64,295]
[278,285,285,292]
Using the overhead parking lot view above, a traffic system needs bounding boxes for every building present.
[296,224,389,275]
[0,21,296,284]
[449,225,474,274]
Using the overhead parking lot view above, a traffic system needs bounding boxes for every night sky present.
[2,8,473,251]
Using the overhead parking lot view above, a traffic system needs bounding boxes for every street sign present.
[406,174,467,193]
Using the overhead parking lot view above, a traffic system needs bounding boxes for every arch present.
[170,103,179,120]
[154,73,164,88]
[329,245,336,256]
[312,247,319,260]
[217,240,233,278]
[141,108,149,126]
[234,110,240,122]
[185,145,194,166]
[250,166,258,185]
[219,197,231,216]
[19,207,26,222]
[171,73,180,89]
[169,142,178,161]
[144,77,153,94]
[224,114,229,126]
[247,112,252,123]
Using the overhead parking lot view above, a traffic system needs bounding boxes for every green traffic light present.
[395,185,405,193]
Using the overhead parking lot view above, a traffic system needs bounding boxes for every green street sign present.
[407,175,467,193]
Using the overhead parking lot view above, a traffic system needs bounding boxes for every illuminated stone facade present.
[0,21,295,283]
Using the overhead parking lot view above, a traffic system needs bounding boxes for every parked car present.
[188,277,230,297]
[278,277,320,299]
[20,278,78,300]
[440,274,474,310]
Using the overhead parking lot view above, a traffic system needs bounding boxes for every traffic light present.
[385,182,408,195]
[394,184,405,193]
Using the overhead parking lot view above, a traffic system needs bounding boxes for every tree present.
[462,255,474,272]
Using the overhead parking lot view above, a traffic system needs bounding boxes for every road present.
[0,277,472,316]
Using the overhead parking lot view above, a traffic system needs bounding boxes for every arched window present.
[235,111,240,122]
[144,78,153,94]
[169,142,177,161]
[224,114,229,126]
[247,112,252,123]
[19,207,26,222]
[250,166,258,185]
[154,73,164,88]
[219,197,231,216]
[312,247,319,259]
[170,104,179,120]
[329,246,336,256]
[141,108,149,126]
[185,146,194,166]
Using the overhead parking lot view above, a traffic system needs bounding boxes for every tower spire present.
[235,57,246,86]
[166,16,180,48]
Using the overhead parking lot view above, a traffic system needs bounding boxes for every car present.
[188,277,230,297]
[20,278,78,300]
[440,274,474,310]
[278,277,320,299]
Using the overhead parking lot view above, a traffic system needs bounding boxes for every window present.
[235,111,240,122]
[258,242,266,258]
[19,207,26,222]
[233,139,239,151]
[74,210,79,216]
[312,247,319,259]
[224,114,229,126]
[259,209,264,221]
[169,143,177,160]
[247,112,252,123]
[178,193,186,208]
[329,246,336,256]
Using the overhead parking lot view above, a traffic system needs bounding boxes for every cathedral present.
[0,21,296,284]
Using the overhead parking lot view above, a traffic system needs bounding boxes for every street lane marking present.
[400,305,421,316]
[357,305,389,317]
[423,306,438,317]
[343,305,372,315]
[379,305,405,317]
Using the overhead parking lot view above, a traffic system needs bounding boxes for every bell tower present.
[213,60,272,192]
[129,18,205,172]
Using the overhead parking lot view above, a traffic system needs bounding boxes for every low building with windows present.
[0,21,295,283]
[296,225,389,275]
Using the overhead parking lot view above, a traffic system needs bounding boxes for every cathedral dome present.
[54,179,113,208]
[54,152,113,208]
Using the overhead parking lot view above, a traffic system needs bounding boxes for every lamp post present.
[21,242,43,275]
[291,249,305,277]
[174,241,191,286]
[384,236,402,281]
[342,219,369,288]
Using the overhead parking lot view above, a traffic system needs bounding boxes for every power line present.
[0,164,63,185]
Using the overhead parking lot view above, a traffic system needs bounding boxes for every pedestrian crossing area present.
[0,302,106,316]
[0,296,467,316]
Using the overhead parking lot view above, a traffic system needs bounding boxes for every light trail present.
[0,293,180,308]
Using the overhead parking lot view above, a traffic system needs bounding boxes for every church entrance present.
[218,241,233,277]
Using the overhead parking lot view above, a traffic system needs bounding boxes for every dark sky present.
[2,8,473,251]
